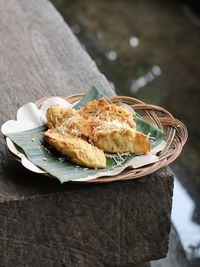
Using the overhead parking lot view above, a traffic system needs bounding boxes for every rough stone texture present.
[151,224,189,267]
[0,169,173,267]
[0,0,174,266]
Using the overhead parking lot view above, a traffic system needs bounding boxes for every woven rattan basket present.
[35,94,188,183]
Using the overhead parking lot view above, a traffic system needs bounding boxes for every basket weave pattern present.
[36,95,188,183]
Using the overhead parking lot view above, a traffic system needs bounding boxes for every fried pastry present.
[44,98,151,168]
[57,114,103,141]
[46,105,102,140]
[92,120,151,154]
[44,129,106,169]
[78,98,136,128]
[46,98,136,140]
[46,105,75,128]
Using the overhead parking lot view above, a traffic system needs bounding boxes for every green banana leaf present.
[6,86,165,183]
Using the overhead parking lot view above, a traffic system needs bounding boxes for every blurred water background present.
[51,0,200,266]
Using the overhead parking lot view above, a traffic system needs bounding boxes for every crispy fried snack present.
[46,98,136,140]
[46,105,102,140]
[46,105,75,129]
[78,98,136,128]
[44,129,106,169]
[44,98,151,168]
[57,114,103,141]
[92,127,151,154]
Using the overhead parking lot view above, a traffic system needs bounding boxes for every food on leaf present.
[44,129,106,169]
[78,98,136,128]
[44,98,151,168]
[92,121,151,154]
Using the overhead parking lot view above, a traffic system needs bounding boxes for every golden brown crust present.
[77,98,136,128]
[44,98,151,168]
[46,105,75,128]
[92,128,151,154]
[46,99,136,140]
[44,129,106,169]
